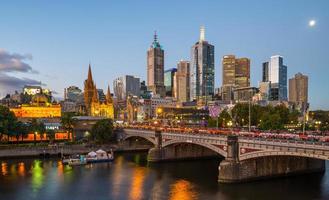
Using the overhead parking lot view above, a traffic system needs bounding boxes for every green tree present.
[13,121,30,143]
[46,129,56,143]
[259,113,284,130]
[90,119,113,143]
[218,109,232,128]
[61,112,77,141]
[30,119,46,144]
[0,105,18,142]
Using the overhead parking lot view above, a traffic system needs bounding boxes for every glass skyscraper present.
[190,26,215,102]
[268,55,287,101]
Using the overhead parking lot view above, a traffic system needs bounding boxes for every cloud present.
[0,48,37,73]
[0,73,44,96]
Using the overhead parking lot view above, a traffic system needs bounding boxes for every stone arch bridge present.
[121,129,329,183]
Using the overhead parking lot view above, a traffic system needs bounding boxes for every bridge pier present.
[147,129,164,162]
[218,135,326,183]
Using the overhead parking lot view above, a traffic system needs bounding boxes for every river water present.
[0,152,328,200]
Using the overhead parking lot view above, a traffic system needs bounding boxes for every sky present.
[0,0,328,109]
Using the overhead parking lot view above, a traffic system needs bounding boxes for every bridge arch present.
[239,150,329,161]
[162,140,227,158]
[123,135,156,145]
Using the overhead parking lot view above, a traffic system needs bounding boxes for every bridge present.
[120,128,329,183]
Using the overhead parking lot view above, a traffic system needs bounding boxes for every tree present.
[30,119,46,144]
[259,113,284,130]
[0,105,18,142]
[90,119,113,143]
[61,112,77,141]
[218,109,232,128]
[13,121,30,143]
[46,129,56,143]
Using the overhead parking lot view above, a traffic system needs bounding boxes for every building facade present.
[147,32,165,97]
[268,55,288,101]
[10,93,61,118]
[113,75,140,101]
[64,86,82,102]
[84,65,114,119]
[190,26,215,102]
[176,60,190,102]
[221,55,250,101]
[164,68,177,97]
[289,72,308,109]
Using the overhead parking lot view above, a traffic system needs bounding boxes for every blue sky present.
[0,0,328,109]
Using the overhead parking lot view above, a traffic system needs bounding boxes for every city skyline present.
[0,1,328,109]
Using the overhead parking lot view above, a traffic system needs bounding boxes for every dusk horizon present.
[0,0,328,110]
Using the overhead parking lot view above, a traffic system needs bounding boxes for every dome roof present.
[32,93,49,105]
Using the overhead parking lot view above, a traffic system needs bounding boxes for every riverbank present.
[0,143,152,159]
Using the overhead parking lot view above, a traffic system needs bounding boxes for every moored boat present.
[86,149,114,163]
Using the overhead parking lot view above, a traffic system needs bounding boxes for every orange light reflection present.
[169,180,197,200]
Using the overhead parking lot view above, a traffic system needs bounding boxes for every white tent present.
[87,151,97,157]
[96,149,106,154]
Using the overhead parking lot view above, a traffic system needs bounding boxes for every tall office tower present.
[176,60,190,102]
[221,55,250,101]
[289,72,308,107]
[262,62,269,82]
[147,32,165,97]
[64,86,82,102]
[268,55,287,101]
[164,68,177,97]
[190,26,215,102]
[235,58,250,88]
[113,75,141,101]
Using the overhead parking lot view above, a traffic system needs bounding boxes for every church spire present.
[87,63,93,82]
[92,85,98,103]
[106,85,113,104]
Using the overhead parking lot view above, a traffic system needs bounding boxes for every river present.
[0,152,328,200]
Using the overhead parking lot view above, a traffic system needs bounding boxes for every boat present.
[86,149,114,163]
[68,156,87,166]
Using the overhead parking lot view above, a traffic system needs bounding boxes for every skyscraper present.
[221,55,250,101]
[147,32,165,97]
[262,62,269,82]
[64,86,82,102]
[289,72,308,108]
[176,60,190,102]
[190,26,215,102]
[164,68,177,97]
[113,75,140,101]
[268,55,287,101]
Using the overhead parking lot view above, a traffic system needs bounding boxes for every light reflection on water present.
[169,179,197,200]
[0,154,328,200]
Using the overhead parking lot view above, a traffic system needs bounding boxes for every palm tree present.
[61,113,76,141]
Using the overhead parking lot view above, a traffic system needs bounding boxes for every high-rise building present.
[262,62,269,82]
[267,55,287,101]
[64,86,82,102]
[190,26,215,102]
[221,55,250,101]
[176,60,190,102]
[113,75,140,101]
[235,58,250,88]
[147,32,165,97]
[289,72,308,107]
[164,68,177,97]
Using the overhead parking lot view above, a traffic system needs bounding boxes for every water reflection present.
[0,154,328,200]
[18,162,25,177]
[169,179,197,200]
[112,156,124,199]
[129,167,146,200]
[31,160,44,193]
[1,162,8,176]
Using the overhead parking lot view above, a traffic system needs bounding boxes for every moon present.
[309,20,316,27]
